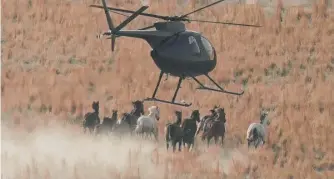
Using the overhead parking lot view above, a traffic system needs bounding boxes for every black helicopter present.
[90,0,261,107]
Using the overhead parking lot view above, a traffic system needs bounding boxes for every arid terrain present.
[1,0,334,178]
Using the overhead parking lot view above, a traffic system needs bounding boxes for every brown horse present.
[196,106,219,136]
[82,101,100,134]
[199,107,226,147]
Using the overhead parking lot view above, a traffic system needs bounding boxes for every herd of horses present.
[82,100,271,152]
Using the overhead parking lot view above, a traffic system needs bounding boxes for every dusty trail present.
[1,123,249,179]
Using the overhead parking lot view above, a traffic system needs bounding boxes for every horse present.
[181,109,200,151]
[130,100,144,117]
[82,101,100,134]
[196,105,219,138]
[200,107,226,147]
[95,110,118,136]
[112,112,136,137]
[115,100,145,135]
[165,110,183,152]
[135,105,160,141]
[246,110,270,148]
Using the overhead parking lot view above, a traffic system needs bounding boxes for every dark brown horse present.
[165,110,183,152]
[199,107,226,147]
[82,101,100,134]
[181,109,201,151]
[95,110,118,136]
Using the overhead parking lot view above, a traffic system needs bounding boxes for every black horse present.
[165,110,183,152]
[112,113,135,136]
[113,100,144,135]
[181,109,201,151]
[95,110,118,136]
[130,100,144,117]
[201,107,226,147]
[82,101,100,134]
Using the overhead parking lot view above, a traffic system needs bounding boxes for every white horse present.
[135,106,160,141]
[246,111,270,148]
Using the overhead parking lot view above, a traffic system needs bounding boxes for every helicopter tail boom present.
[95,0,149,51]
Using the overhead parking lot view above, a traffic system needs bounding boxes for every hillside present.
[2,0,334,178]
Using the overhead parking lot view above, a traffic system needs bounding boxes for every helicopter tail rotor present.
[92,0,149,52]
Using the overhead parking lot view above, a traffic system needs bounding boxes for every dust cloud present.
[1,123,249,179]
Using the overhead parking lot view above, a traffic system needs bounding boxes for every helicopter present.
[90,0,261,107]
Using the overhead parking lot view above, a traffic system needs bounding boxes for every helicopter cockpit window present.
[188,36,200,55]
[200,36,214,60]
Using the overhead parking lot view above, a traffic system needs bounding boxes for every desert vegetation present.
[2,0,334,178]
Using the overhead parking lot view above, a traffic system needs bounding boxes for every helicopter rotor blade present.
[113,6,149,32]
[187,19,261,27]
[109,9,155,30]
[109,10,130,17]
[179,0,226,19]
[90,5,170,20]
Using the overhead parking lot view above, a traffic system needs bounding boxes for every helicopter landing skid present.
[190,74,244,95]
[143,71,192,107]
[143,97,192,107]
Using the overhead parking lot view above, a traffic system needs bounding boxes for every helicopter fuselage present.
[115,22,217,77]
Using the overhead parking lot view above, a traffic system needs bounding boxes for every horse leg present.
[247,139,251,148]
[166,133,170,150]
[221,134,224,146]
[172,140,177,152]
[254,138,259,148]
[147,132,151,140]
[178,140,182,152]
[89,127,93,135]
[153,129,158,142]
[201,134,205,142]
[262,136,266,145]
[207,136,212,147]
[166,141,170,151]
[188,138,194,151]
[214,136,218,145]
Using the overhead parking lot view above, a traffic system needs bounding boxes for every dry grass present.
[2,0,334,178]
